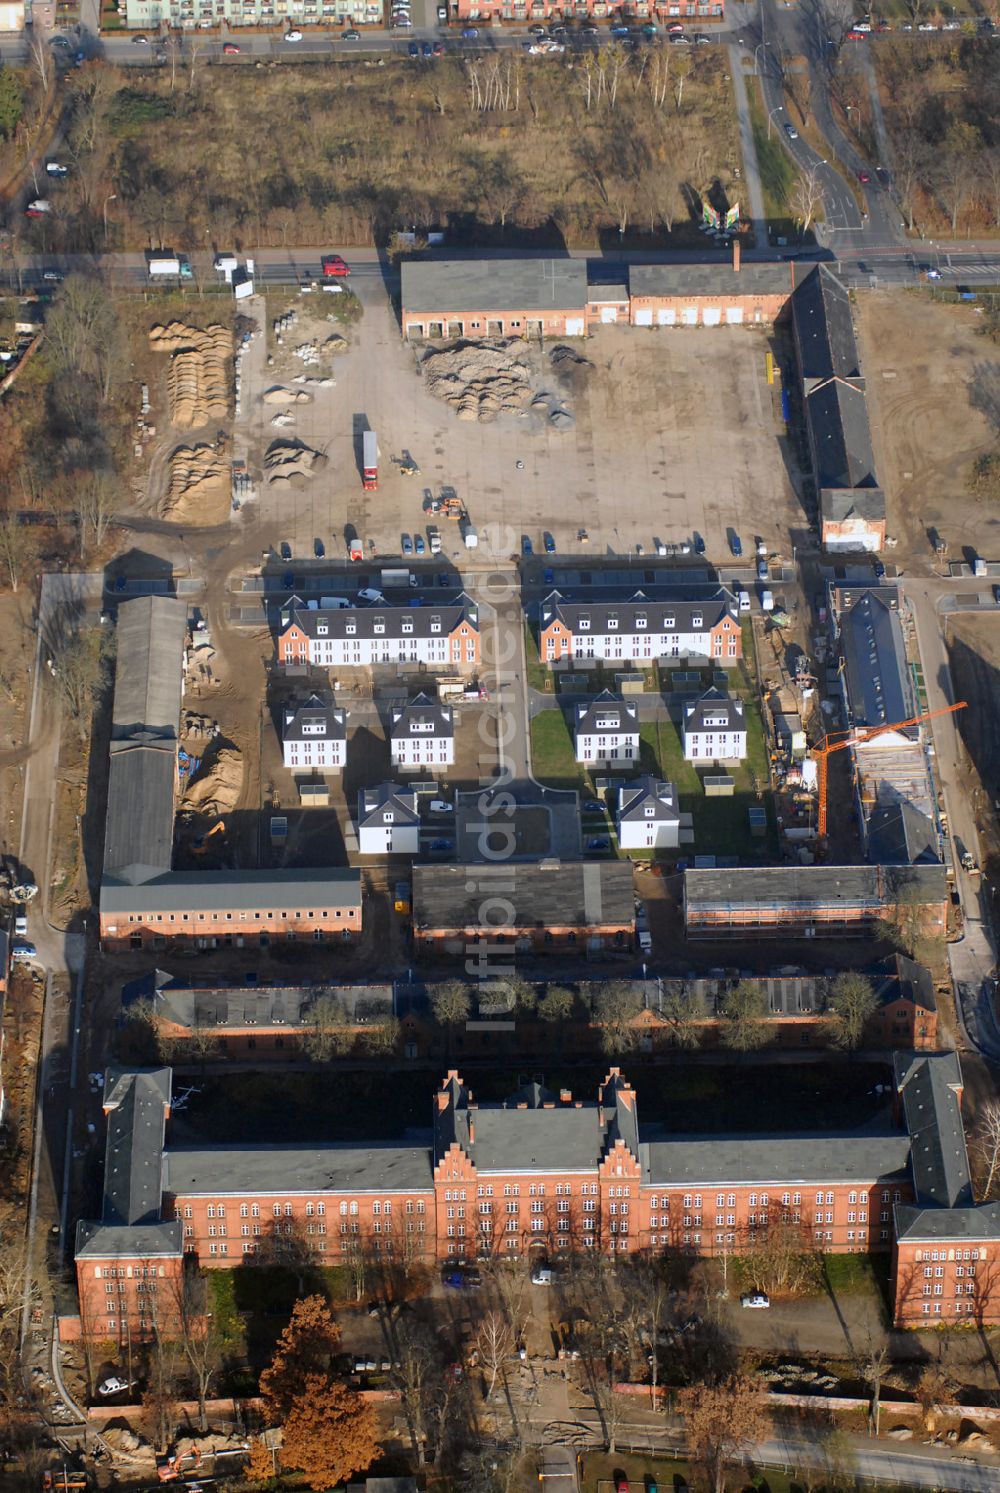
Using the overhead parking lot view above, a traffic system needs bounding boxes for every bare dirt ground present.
[856,291,1000,568]
[236,286,805,566]
[0,592,38,864]
[946,613,1000,882]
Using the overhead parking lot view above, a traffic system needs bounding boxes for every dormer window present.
[636,615,647,629]
[431,617,442,633]
[345,620,356,635]
[383,811,394,823]
[692,614,703,628]
[664,616,675,629]
[645,805,655,817]
[316,623,328,636]
[579,617,591,631]
[608,616,619,630]
[374,618,385,634]
[402,619,414,634]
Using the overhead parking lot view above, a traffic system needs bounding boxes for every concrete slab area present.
[241,282,806,569]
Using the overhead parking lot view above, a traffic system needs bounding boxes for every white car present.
[283,29,303,40]
[740,1291,770,1309]
[11,941,37,962]
[358,588,385,604]
[530,1265,554,1286]
[14,914,27,936]
[98,1377,130,1396]
[429,800,454,814]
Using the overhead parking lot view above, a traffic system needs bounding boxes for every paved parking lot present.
[243,283,806,569]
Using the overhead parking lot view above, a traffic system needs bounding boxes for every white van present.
[737,586,751,613]
[761,589,774,613]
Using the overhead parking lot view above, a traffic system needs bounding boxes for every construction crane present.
[811,701,967,838]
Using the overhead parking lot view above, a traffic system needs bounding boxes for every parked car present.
[586,837,610,852]
[857,167,871,183]
[98,1377,130,1397]
[614,1478,629,1493]
[543,532,556,553]
[730,533,743,557]
[408,40,419,55]
[429,800,454,814]
[131,32,149,42]
[421,40,432,55]
[437,572,450,587]
[222,41,240,53]
[756,558,769,581]
[401,534,413,554]
[530,1264,554,1285]
[873,558,886,578]
[11,941,37,962]
[429,838,453,852]
[342,27,361,38]
[41,270,63,282]
[461,25,479,36]
[14,914,27,937]
[583,800,604,814]
[283,29,303,40]
[358,588,385,604]
[741,1291,770,1309]
[414,534,426,555]
[543,567,554,584]
[314,538,325,558]
[280,541,292,560]
[522,536,533,556]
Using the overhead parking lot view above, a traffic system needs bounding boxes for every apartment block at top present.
[357,784,420,856]
[282,694,346,772]
[540,591,741,668]
[617,776,681,851]
[76,1054,1000,1344]
[401,260,589,341]
[278,595,480,670]
[124,0,381,30]
[574,691,639,765]
[683,688,747,762]
[390,693,454,770]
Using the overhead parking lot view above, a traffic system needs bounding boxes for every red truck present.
[322,254,350,278]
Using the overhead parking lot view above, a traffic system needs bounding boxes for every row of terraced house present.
[73,1054,1000,1342]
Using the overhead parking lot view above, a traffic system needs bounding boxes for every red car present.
[614,1478,629,1493]
[857,168,871,183]
[322,254,350,278]
[667,21,684,31]
[223,41,240,53]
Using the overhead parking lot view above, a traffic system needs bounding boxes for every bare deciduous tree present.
[972,1101,1000,1200]
[475,1310,514,1401]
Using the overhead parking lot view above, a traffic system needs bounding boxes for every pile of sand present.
[181,745,243,817]
[264,438,328,488]
[262,386,313,405]
[149,321,231,428]
[162,444,230,525]
[420,339,538,423]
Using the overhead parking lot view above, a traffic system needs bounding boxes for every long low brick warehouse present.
[75,1054,1000,1341]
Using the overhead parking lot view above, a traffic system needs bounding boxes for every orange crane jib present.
[812,701,967,838]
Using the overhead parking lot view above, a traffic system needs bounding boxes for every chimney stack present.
[468,1115,475,1143]
[732,238,741,275]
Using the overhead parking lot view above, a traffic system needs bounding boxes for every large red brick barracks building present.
[76,1054,1000,1338]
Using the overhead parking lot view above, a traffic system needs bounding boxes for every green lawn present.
[524,620,554,694]
[530,708,584,789]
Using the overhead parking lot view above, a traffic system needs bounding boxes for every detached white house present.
[683,689,747,763]
[390,693,455,770]
[282,694,347,772]
[617,776,681,851]
[574,691,639,766]
[357,783,420,856]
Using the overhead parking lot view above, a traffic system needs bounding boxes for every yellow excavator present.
[190,821,226,856]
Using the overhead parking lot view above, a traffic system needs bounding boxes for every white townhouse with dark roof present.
[390,693,455,770]
[574,691,639,766]
[281,694,347,772]
[357,784,421,856]
[539,591,742,668]
[617,776,681,851]
[277,595,480,671]
[683,688,747,763]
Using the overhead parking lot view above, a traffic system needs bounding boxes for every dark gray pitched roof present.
[684,688,745,735]
[101,867,362,914]
[894,1051,972,1209]
[821,487,886,524]
[103,746,176,878]
[792,265,861,384]
[540,590,738,635]
[390,692,454,740]
[164,1143,434,1195]
[124,975,394,1031]
[75,1218,183,1259]
[805,379,878,491]
[889,954,937,1015]
[100,1068,173,1227]
[401,258,588,315]
[575,690,639,738]
[433,1074,637,1174]
[111,596,187,747]
[413,862,635,932]
[358,783,420,829]
[868,804,940,866]
[282,694,346,743]
[281,596,478,642]
[841,589,916,731]
[629,262,791,299]
[618,776,680,825]
[684,864,947,911]
[894,1202,1000,1242]
[644,1129,911,1187]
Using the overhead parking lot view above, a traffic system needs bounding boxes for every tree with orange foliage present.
[678,1372,770,1493]
[259,1294,341,1419]
[280,1372,382,1491]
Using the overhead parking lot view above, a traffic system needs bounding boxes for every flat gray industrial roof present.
[401,258,589,315]
[101,867,362,915]
[644,1129,911,1187]
[413,862,635,930]
[165,1143,434,1195]
[112,596,186,745]
[629,262,792,298]
[685,863,947,908]
[470,1108,602,1173]
[103,746,176,877]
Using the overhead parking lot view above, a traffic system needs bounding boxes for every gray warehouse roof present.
[792,265,861,384]
[894,1051,972,1210]
[101,866,362,915]
[805,379,877,491]
[103,746,177,878]
[111,596,187,747]
[164,1143,434,1195]
[413,862,635,931]
[629,262,792,299]
[122,971,394,1031]
[644,1129,911,1188]
[684,864,947,910]
[401,258,589,315]
[100,1067,173,1227]
[820,487,886,525]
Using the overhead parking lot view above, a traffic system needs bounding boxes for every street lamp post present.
[103,193,117,245]
[767,104,784,140]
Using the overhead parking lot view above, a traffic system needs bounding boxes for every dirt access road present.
[856,292,1000,569]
